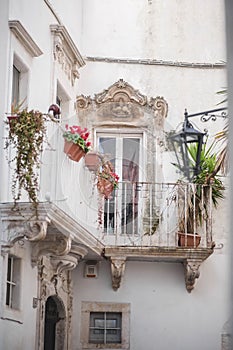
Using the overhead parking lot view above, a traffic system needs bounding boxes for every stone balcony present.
[0,180,215,293]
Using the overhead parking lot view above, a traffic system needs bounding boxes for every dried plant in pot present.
[5,108,55,214]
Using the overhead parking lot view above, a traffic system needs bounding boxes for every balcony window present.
[97,132,142,235]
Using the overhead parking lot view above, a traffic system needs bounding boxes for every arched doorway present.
[44,296,65,350]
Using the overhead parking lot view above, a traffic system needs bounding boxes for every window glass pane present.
[6,256,20,309]
[12,65,20,106]
[99,137,116,168]
[123,138,140,181]
[106,329,121,343]
[94,319,105,328]
[7,257,12,282]
[90,312,104,327]
[6,283,10,306]
[89,329,104,343]
[89,312,122,344]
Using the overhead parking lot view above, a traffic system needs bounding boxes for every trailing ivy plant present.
[5,109,52,213]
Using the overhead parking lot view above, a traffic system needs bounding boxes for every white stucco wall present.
[0,1,230,349]
[72,254,231,350]
[80,0,226,63]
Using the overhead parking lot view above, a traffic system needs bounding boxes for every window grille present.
[89,312,122,344]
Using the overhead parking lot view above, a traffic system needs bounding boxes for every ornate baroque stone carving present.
[31,233,72,266]
[94,79,147,106]
[76,80,168,124]
[184,259,202,293]
[1,220,49,253]
[149,96,168,119]
[110,257,126,291]
[76,94,92,109]
[50,24,85,86]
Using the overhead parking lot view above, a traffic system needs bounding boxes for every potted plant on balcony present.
[5,108,55,213]
[177,141,225,247]
[63,124,91,162]
[97,160,119,199]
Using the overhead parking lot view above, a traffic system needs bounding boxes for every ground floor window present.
[6,255,21,309]
[89,312,122,344]
[81,302,130,349]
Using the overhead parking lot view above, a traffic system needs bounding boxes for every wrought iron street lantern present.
[169,107,227,181]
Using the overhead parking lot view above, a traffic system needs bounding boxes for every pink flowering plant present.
[63,125,91,153]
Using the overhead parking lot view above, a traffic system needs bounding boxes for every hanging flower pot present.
[64,140,86,162]
[97,160,119,200]
[97,177,114,199]
[63,125,91,163]
[85,152,101,172]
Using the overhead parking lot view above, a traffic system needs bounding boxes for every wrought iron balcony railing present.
[97,181,213,248]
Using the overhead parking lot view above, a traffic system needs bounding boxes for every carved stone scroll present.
[1,220,49,252]
[149,96,168,119]
[110,257,126,291]
[184,259,202,293]
[50,255,79,275]
[31,233,72,266]
[76,95,92,109]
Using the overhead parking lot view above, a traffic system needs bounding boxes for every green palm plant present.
[214,88,228,175]
[188,141,225,204]
[177,141,225,235]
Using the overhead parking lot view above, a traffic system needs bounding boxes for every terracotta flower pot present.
[97,177,114,199]
[84,152,101,172]
[64,140,85,162]
[177,232,201,248]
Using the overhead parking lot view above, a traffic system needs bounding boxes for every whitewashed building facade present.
[0,1,231,349]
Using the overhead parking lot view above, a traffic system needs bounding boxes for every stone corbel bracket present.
[184,258,202,293]
[50,245,88,275]
[31,233,72,267]
[1,219,49,255]
[110,257,126,291]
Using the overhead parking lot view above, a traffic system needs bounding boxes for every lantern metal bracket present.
[185,106,228,123]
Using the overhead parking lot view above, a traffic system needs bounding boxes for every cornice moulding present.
[50,24,85,67]
[9,20,43,57]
